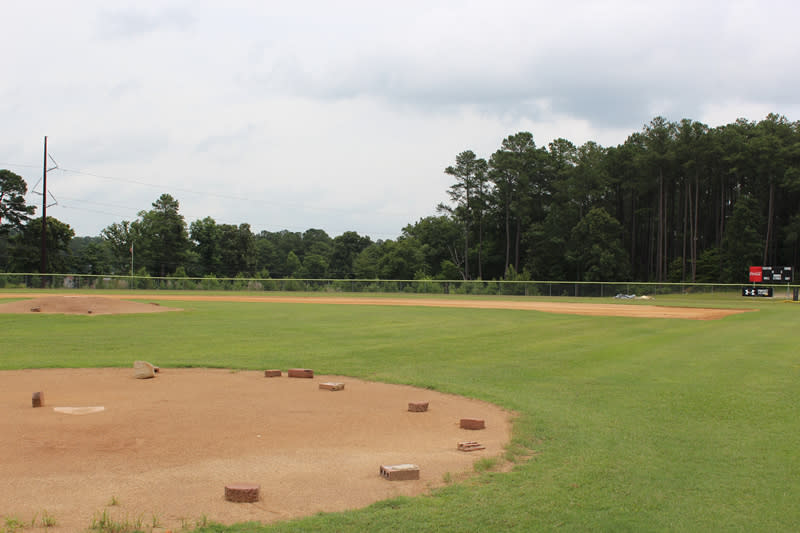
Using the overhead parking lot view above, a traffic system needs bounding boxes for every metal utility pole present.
[41,136,48,286]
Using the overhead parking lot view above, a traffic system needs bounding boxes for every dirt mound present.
[0,368,512,532]
[0,295,181,315]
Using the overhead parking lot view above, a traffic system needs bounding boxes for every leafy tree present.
[441,150,488,279]
[190,218,257,278]
[254,233,278,275]
[376,237,425,279]
[438,259,462,280]
[69,236,112,275]
[640,116,678,281]
[302,228,333,258]
[329,231,372,278]
[489,132,548,276]
[750,114,799,265]
[302,253,329,278]
[403,216,463,279]
[135,194,190,277]
[694,247,722,283]
[261,230,303,276]
[218,223,255,277]
[285,250,302,277]
[8,216,75,273]
[674,119,712,282]
[353,243,383,279]
[566,208,630,282]
[101,220,137,275]
[720,196,762,283]
[0,170,36,234]
[525,205,573,280]
[570,141,611,218]
[189,216,222,276]
[782,213,800,269]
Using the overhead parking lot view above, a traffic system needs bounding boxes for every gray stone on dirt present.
[133,360,156,379]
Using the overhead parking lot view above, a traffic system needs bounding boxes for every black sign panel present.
[759,266,793,282]
[742,287,773,297]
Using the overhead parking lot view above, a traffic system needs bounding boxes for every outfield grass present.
[1,292,798,532]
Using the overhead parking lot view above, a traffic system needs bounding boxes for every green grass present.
[1,291,798,532]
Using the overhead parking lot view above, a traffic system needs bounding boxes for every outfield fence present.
[1,272,797,299]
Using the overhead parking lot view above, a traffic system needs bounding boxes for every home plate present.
[53,406,105,415]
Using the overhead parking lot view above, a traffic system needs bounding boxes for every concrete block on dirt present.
[408,401,429,412]
[319,382,344,391]
[32,391,44,408]
[380,464,420,481]
[460,418,485,430]
[288,368,314,378]
[264,369,282,377]
[225,483,260,502]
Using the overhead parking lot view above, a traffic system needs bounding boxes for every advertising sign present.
[749,266,763,282]
[742,287,773,297]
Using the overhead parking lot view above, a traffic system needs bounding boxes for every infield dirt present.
[1,368,512,531]
[0,293,751,320]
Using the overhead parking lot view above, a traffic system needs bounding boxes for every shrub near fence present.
[1,273,796,298]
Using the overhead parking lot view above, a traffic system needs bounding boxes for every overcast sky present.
[2,1,798,239]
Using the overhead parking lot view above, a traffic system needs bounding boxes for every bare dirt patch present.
[0,293,752,320]
[0,368,512,532]
[0,295,181,315]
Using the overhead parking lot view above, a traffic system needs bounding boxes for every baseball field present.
[0,291,797,532]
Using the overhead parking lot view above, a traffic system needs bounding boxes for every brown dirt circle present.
[1,368,513,532]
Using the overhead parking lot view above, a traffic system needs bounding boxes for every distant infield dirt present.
[0,293,748,531]
[0,293,751,320]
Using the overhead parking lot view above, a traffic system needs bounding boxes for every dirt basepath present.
[0,293,751,320]
[1,368,512,532]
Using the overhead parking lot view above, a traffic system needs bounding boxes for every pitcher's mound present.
[0,295,181,315]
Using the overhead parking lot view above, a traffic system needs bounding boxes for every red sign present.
[749,266,763,282]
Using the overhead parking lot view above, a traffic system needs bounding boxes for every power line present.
[6,161,366,214]
[56,167,355,214]
[58,203,136,219]
[4,160,407,239]
[0,162,40,170]
[56,194,141,213]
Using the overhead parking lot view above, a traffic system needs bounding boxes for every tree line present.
[2,113,799,284]
[439,113,800,284]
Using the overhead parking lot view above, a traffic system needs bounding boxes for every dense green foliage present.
[2,114,799,283]
[448,115,800,283]
[0,169,35,234]
[4,216,75,273]
[0,293,797,531]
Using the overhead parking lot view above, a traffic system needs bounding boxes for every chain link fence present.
[2,272,797,299]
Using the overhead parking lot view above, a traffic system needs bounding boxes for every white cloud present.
[2,0,799,237]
